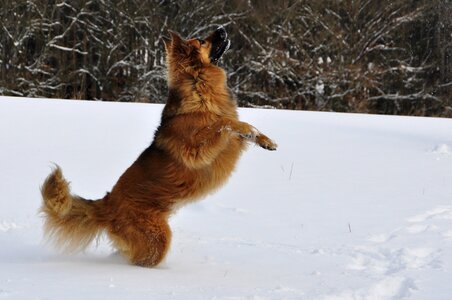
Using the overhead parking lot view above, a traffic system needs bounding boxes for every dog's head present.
[164,27,230,77]
[162,27,236,118]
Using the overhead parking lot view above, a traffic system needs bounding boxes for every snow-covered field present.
[0,96,451,300]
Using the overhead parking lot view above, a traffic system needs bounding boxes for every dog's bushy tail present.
[40,166,108,252]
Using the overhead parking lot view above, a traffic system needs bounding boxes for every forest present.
[0,0,451,116]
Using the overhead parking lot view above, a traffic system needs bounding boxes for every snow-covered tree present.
[0,0,450,116]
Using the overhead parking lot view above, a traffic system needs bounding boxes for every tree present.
[0,0,450,116]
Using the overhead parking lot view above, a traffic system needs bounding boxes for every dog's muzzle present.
[209,26,231,63]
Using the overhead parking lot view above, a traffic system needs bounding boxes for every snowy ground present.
[0,96,451,300]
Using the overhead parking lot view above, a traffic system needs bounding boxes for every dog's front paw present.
[239,129,258,141]
[256,134,278,151]
[232,125,258,141]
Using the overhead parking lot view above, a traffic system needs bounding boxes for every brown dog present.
[41,27,277,267]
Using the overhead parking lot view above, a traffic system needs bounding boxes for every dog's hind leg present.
[108,213,172,267]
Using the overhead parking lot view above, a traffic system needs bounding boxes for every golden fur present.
[41,28,277,267]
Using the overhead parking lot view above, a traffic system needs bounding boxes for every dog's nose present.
[216,26,227,39]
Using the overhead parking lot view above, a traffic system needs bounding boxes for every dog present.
[41,27,277,267]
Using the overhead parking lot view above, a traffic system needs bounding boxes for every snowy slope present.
[0,96,452,300]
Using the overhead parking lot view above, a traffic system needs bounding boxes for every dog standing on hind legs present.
[41,27,277,267]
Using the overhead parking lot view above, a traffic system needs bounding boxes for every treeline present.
[0,0,451,116]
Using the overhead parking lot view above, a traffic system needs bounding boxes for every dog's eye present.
[198,39,206,45]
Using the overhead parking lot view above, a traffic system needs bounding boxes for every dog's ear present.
[166,30,190,54]
[162,35,172,52]
[167,30,183,45]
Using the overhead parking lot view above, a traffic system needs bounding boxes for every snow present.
[316,81,325,95]
[431,144,451,156]
[1,96,452,299]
